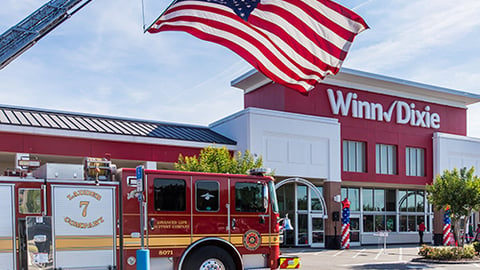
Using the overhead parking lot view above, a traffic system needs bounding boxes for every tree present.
[426,167,480,246]
[174,145,264,175]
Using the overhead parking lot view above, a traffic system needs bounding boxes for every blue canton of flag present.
[342,208,350,224]
[443,211,451,224]
[176,0,260,21]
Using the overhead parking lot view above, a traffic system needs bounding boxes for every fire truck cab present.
[120,166,281,269]
[0,157,297,270]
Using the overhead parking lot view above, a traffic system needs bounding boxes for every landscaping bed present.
[417,242,480,262]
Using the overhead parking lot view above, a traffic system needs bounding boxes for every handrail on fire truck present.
[0,0,93,69]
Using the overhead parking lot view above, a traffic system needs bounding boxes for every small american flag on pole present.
[443,206,452,246]
[341,198,351,249]
[147,0,368,95]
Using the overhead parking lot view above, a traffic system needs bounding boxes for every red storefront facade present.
[225,68,480,248]
[244,74,467,187]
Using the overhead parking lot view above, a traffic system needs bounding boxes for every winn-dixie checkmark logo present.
[327,89,440,129]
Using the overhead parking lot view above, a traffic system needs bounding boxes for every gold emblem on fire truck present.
[64,189,104,229]
[243,230,261,251]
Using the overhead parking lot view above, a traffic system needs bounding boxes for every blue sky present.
[1,0,480,136]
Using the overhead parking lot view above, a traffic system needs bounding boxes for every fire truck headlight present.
[127,256,136,266]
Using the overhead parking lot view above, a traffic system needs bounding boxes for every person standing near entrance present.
[418,221,426,245]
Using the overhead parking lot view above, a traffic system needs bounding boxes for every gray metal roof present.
[0,105,236,145]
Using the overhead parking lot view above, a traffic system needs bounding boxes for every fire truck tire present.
[183,245,236,270]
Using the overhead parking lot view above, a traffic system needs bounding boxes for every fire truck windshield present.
[268,181,279,213]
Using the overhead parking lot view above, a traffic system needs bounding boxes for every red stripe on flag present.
[280,0,363,43]
[317,0,369,31]
[250,4,347,60]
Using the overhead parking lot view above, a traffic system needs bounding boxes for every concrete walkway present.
[280,245,480,270]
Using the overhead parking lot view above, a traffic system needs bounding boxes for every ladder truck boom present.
[0,0,93,70]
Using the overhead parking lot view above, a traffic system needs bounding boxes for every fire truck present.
[0,157,298,269]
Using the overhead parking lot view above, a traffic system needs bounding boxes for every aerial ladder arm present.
[0,0,93,70]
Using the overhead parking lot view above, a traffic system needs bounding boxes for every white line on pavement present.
[352,248,366,258]
[333,250,345,257]
[374,249,384,260]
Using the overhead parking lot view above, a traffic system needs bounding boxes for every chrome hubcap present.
[199,258,225,270]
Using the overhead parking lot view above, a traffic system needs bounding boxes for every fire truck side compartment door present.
[146,174,191,262]
[51,184,117,268]
[0,184,15,270]
[192,176,229,239]
[230,178,270,256]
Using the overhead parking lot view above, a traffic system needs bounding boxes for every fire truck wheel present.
[184,245,236,270]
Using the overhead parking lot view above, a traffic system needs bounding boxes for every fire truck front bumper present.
[279,256,301,269]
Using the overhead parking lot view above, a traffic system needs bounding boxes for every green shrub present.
[463,244,476,258]
[418,244,476,260]
[473,241,480,254]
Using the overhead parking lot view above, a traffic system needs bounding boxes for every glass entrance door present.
[277,181,327,247]
[349,214,360,246]
[311,214,324,248]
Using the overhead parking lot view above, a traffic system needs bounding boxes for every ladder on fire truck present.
[0,0,92,70]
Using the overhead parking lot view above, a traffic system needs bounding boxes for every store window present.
[362,188,397,232]
[363,215,374,232]
[374,189,385,211]
[277,184,295,212]
[385,189,396,211]
[406,147,425,176]
[276,184,295,246]
[363,188,389,211]
[364,215,396,232]
[398,190,425,212]
[311,186,324,211]
[343,140,366,172]
[375,144,397,175]
[363,188,374,211]
[297,185,308,211]
[398,190,426,232]
[341,187,360,211]
[400,215,425,232]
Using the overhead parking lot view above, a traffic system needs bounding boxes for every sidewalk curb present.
[412,257,480,264]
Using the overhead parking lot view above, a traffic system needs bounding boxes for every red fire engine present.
[0,157,299,269]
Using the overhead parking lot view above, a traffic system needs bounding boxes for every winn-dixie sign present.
[327,89,440,129]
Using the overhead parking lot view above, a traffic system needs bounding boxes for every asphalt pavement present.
[281,245,480,270]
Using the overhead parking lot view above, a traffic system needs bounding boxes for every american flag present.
[443,206,452,246]
[341,198,350,249]
[147,0,368,94]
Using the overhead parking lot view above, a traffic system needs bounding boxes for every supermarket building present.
[2,68,480,248]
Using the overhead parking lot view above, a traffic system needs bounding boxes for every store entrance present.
[276,178,327,247]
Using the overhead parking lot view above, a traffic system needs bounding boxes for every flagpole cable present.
[141,0,146,32]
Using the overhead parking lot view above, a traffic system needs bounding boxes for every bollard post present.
[136,249,150,270]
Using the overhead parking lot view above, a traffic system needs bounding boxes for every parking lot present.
[282,245,480,270]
